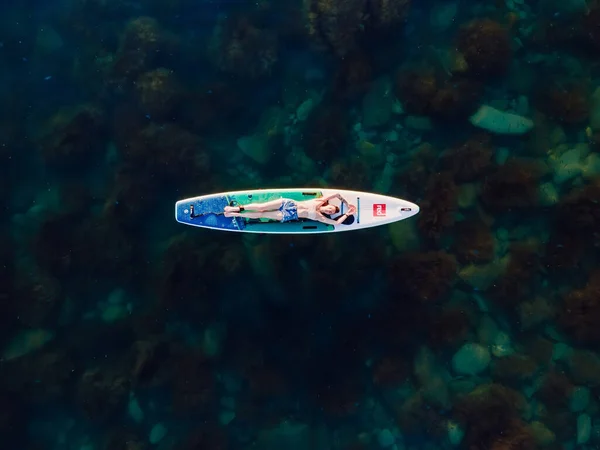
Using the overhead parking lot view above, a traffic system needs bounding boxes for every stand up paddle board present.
[175,188,419,234]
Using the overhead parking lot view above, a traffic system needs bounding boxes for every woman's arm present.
[319,193,340,203]
[318,213,349,226]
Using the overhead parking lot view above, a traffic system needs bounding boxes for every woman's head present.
[320,203,340,215]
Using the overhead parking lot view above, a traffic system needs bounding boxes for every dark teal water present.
[2,0,600,449]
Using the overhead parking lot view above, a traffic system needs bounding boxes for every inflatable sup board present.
[175,188,419,234]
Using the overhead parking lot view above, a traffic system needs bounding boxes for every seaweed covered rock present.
[559,270,600,346]
[177,80,245,136]
[487,242,540,310]
[109,16,178,87]
[393,69,437,116]
[0,236,17,345]
[14,267,63,328]
[392,142,437,198]
[426,307,473,351]
[135,68,183,118]
[72,216,141,283]
[170,351,216,415]
[451,219,495,264]
[331,50,374,102]
[388,250,457,303]
[535,80,590,125]
[396,391,446,437]
[102,165,157,230]
[368,0,411,33]
[534,370,574,410]
[158,233,245,320]
[76,366,129,422]
[542,230,586,276]
[439,134,494,183]
[0,390,27,443]
[328,157,372,193]
[454,383,534,450]
[37,104,107,172]
[565,349,600,387]
[303,102,350,164]
[118,121,210,185]
[3,349,76,404]
[480,160,544,212]
[490,354,539,386]
[208,14,278,79]
[455,18,513,79]
[581,5,600,51]
[371,356,409,387]
[394,68,483,121]
[304,0,369,57]
[555,179,600,241]
[33,212,81,277]
[517,296,557,331]
[129,337,172,388]
[103,429,147,450]
[177,427,228,450]
[417,171,458,243]
[33,209,141,285]
[304,0,410,58]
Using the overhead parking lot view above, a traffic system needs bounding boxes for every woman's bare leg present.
[225,211,283,221]
[225,198,284,213]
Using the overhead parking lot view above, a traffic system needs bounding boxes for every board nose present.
[398,202,419,217]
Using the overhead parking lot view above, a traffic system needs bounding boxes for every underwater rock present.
[569,386,591,413]
[149,423,167,444]
[128,392,144,423]
[219,410,236,426]
[456,18,512,78]
[447,420,464,446]
[566,350,600,385]
[457,184,477,209]
[552,342,573,363]
[208,14,278,79]
[2,328,54,361]
[548,143,600,183]
[577,413,592,445]
[237,107,286,165]
[37,103,107,171]
[237,134,271,165]
[539,182,559,206]
[296,98,315,122]
[404,115,433,130]
[452,342,491,375]
[388,219,420,252]
[377,428,395,447]
[362,76,395,128]
[77,366,129,422]
[100,288,130,323]
[530,421,556,447]
[491,332,514,357]
[490,353,538,385]
[518,296,556,330]
[430,1,457,31]
[590,87,600,132]
[256,420,310,450]
[202,322,226,358]
[469,105,534,135]
[458,255,509,291]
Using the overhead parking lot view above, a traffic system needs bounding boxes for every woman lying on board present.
[223,192,357,225]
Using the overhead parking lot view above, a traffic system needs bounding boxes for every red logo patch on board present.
[373,204,386,216]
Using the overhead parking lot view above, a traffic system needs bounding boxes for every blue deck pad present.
[183,195,246,230]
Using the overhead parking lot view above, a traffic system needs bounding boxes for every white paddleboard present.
[175,188,419,234]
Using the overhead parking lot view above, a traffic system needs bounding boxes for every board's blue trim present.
[357,197,360,224]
